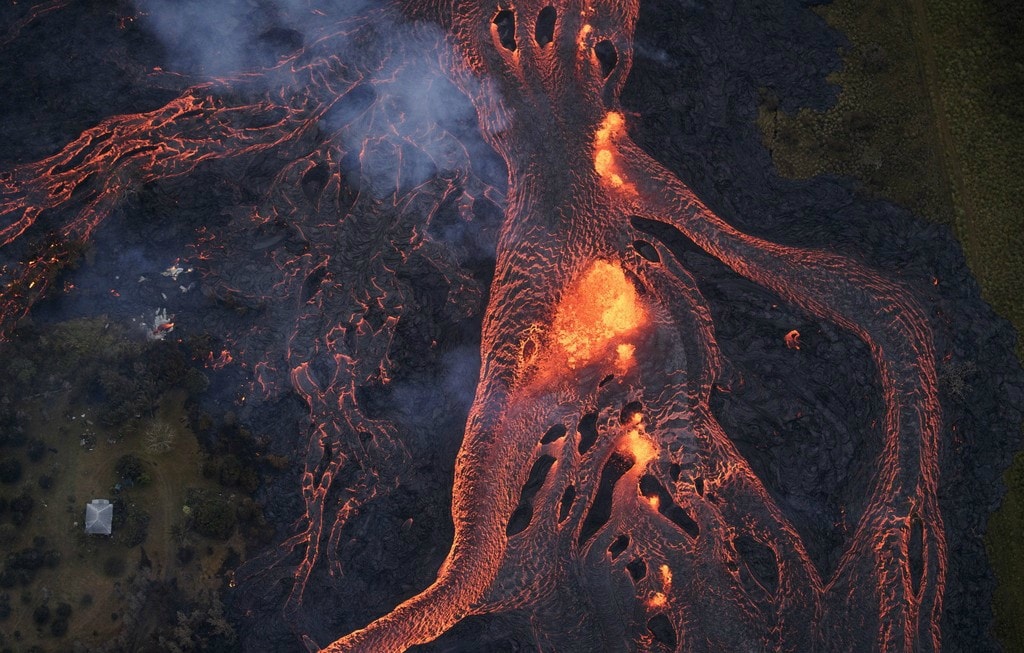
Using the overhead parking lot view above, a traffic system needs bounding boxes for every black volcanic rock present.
[0,0,1019,651]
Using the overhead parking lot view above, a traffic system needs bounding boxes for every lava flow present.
[0,1,944,652]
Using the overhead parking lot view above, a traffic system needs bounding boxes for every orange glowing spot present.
[646,494,660,510]
[593,112,634,193]
[615,342,636,372]
[552,260,647,367]
[647,592,667,608]
[579,23,593,49]
[644,566,673,607]
[622,426,657,469]
[785,329,801,350]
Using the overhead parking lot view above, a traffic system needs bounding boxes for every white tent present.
[85,499,113,535]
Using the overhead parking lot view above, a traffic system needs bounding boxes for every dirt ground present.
[3,388,241,651]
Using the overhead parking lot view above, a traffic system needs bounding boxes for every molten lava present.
[619,416,656,470]
[0,1,947,652]
[594,111,634,192]
[551,259,646,368]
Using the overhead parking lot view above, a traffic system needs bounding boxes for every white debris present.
[162,265,184,281]
[161,265,194,282]
[147,308,174,340]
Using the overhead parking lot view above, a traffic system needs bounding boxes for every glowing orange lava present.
[593,111,634,193]
[551,260,646,368]
[620,415,657,470]
[0,1,948,652]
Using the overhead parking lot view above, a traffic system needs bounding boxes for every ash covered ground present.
[0,1,1021,651]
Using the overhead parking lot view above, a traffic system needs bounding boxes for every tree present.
[32,603,50,625]
[189,495,236,540]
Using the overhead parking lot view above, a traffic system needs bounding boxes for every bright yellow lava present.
[593,112,633,192]
[552,260,646,368]
[615,343,635,373]
[647,592,667,608]
[622,424,657,469]
[645,566,674,608]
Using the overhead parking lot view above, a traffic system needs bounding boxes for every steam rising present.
[135,0,364,77]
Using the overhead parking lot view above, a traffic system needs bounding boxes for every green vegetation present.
[760,0,1024,349]
[759,0,1024,647]
[758,0,955,225]
[916,0,1024,343]
[0,316,264,651]
[990,451,1024,652]
[185,489,237,541]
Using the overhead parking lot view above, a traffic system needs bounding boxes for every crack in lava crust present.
[0,1,944,652]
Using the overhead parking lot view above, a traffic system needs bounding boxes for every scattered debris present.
[148,308,175,340]
[161,263,193,282]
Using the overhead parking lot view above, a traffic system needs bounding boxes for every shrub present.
[114,454,145,484]
[26,440,46,463]
[190,495,236,540]
[0,459,22,484]
[9,492,33,526]
[0,524,17,546]
[142,421,176,455]
[43,549,61,569]
[32,604,50,625]
[218,456,242,487]
[121,509,150,547]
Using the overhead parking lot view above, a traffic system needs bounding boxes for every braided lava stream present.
[0,1,944,651]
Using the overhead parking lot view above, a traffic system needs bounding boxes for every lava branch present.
[631,247,825,646]
[0,0,948,651]
[321,0,950,650]
[618,136,945,650]
[0,22,387,339]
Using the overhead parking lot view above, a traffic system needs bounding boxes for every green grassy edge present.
[758,0,1024,647]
